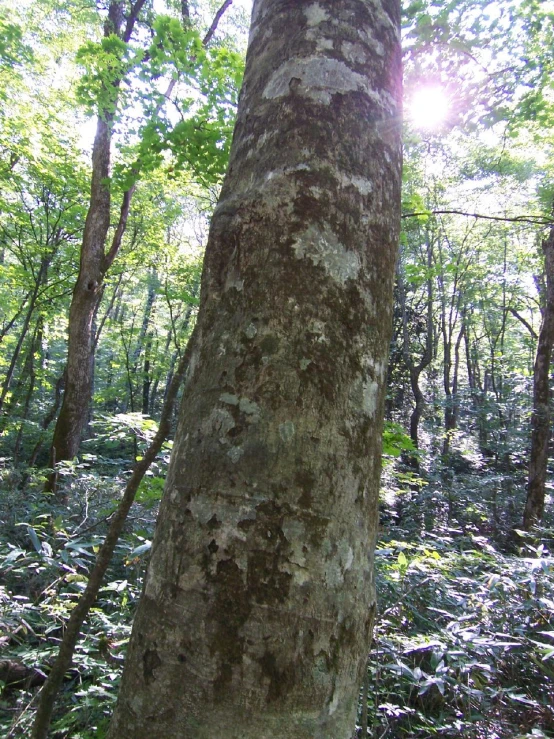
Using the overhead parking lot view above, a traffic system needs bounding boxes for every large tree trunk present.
[107,1,402,737]
[523,227,554,529]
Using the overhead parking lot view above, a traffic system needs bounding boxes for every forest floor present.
[0,454,553,738]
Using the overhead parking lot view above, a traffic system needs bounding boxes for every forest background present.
[1,0,554,736]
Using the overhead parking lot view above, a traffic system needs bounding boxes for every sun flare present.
[408,87,449,130]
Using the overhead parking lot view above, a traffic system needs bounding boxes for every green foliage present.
[0,12,33,69]
[362,528,554,737]
[383,421,416,458]
[0,470,148,737]
[76,35,138,117]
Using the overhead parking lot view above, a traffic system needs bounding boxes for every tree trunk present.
[399,240,434,465]
[48,117,118,466]
[523,227,554,529]
[107,0,402,737]
[48,1,132,473]
[0,254,50,415]
[13,319,42,464]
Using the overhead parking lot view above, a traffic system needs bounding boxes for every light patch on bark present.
[279,421,296,442]
[299,358,312,370]
[227,446,244,463]
[293,224,361,284]
[316,37,334,52]
[284,563,311,585]
[202,408,236,437]
[239,397,261,418]
[337,171,373,196]
[326,541,356,587]
[362,379,379,417]
[224,275,244,292]
[357,26,386,56]
[328,690,340,715]
[264,163,311,182]
[244,323,258,339]
[255,130,277,152]
[220,392,240,406]
[341,41,368,64]
[307,319,329,343]
[263,57,370,105]
[303,3,329,26]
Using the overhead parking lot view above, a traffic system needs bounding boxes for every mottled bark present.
[108,1,402,737]
[524,227,554,529]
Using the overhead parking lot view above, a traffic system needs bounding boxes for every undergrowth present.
[0,449,553,737]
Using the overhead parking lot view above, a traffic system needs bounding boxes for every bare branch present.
[402,210,553,227]
[202,0,234,46]
[506,306,538,340]
[103,184,136,272]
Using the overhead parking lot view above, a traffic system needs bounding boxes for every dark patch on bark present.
[244,500,293,605]
[208,539,219,554]
[207,558,251,695]
[247,550,293,605]
[260,334,280,355]
[143,649,161,686]
[207,515,221,530]
[295,469,316,508]
[258,650,296,703]
[303,512,330,548]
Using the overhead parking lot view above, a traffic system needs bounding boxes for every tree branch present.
[402,210,553,227]
[506,306,538,340]
[202,0,234,46]
[103,184,136,273]
[123,0,148,43]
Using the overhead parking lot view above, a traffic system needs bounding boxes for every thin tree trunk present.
[13,319,42,464]
[30,341,193,739]
[48,0,135,476]
[0,256,50,414]
[49,0,233,472]
[524,226,554,529]
[398,241,433,468]
[26,372,66,470]
[148,330,172,415]
[107,0,402,736]
[48,124,129,467]
[0,290,32,344]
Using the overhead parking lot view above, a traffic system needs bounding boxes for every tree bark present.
[107,0,402,737]
[523,226,554,529]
